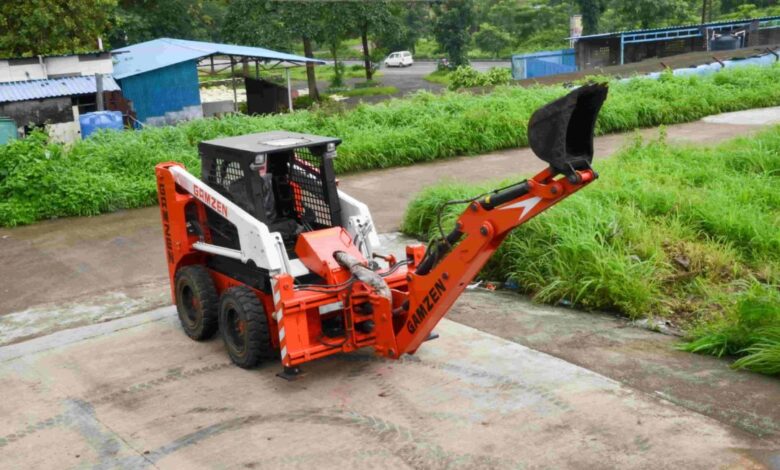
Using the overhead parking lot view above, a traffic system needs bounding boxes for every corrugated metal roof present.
[0,51,106,61]
[112,38,325,80]
[571,14,780,40]
[0,75,121,103]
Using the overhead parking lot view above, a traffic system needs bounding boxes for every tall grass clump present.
[401,126,780,375]
[2,64,780,226]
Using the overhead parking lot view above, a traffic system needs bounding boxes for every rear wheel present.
[218,286,275,368]
[174,265,219,340]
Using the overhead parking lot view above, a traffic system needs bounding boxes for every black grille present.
[206,159,244,194]
[203,158,242,248]
[289,148,335,228]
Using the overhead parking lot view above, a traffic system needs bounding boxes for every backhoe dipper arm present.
[375,83,609,359]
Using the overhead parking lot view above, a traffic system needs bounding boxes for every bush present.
[401,127,780,375]
[2,64,780,226]
[448,65,511,90]
[292,95,318,109]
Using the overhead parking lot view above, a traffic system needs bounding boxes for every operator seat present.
[226,172,303,244]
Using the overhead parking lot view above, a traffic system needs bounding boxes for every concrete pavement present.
[1,307,776,469]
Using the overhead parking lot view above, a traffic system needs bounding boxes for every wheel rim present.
[224,305,246,354]
[180,285,199,326]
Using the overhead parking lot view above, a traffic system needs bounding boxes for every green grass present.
[336,86,399,97]
[2,65,780,228]
[423,70,452,85]
[401,127,780,375]
[199,64,377,84]
[284,64,378,82]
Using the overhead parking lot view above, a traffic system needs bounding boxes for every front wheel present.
[174,265,218,340]
[218,286,275,368]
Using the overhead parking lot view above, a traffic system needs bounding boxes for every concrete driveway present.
[2,108,780,469]
[1,308,774,469]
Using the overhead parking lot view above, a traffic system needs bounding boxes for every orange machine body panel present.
[156,160,595,369]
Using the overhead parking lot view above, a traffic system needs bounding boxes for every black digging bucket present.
[528,83,609,177]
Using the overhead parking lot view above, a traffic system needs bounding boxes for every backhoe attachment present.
[372,83,609,359]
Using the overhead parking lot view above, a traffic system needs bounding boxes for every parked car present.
[384,51,414,67]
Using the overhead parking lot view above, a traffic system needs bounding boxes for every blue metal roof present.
[112,38,325,79]
[0,76,121,103]
[570,14,780,40]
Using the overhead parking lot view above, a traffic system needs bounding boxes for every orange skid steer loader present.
[155,84,608,378]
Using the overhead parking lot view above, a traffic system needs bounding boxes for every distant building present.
[511,49,577,80]
[572,15,780,69]
[0,52,122,142]
[112,38,323,127]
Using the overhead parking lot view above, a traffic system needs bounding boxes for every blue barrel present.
[79,111,124,139]
[0,117,17,145]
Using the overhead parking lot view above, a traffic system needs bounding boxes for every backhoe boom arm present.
[388,167,596,357]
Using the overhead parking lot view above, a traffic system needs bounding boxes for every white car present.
[384,51,414,67]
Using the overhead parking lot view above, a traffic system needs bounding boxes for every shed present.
[0,75,121,143]
[112,38,325,127]
[571,15,780,69]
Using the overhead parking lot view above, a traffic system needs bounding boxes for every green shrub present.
[292,95,318,109]
[448,66,512,90]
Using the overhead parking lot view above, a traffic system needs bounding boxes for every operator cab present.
[197,131,342,260]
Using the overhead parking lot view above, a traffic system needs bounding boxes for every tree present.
[576,0,606,35]
[224,0,333,101]
[0,0,116,57]
[319,2,354,87]
[474,23,512,58]
[433,0,475,67]
[110,0,228,48]
[374,1,431,55]
[609,0,699,30]
[350,1,397,81]
[221,0,294,52]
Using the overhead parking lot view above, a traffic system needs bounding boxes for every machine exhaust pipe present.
[527,83,609,177]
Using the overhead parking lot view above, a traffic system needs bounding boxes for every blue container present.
[79,111,124,139]
[0,117,17,145]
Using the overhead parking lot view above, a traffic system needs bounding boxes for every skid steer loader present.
[155,84,608,378]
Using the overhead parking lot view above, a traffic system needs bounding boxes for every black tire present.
[174,265,219,341]
[218,286,275,368]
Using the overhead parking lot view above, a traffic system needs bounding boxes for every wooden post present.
[286,67,293,112]
[95,73,104,111]
[231,56,237,112]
